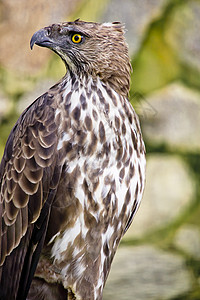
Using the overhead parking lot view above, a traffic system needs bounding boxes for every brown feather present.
[0,89,61,299]
[0,20,146,300]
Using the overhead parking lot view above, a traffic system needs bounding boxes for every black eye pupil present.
[71,33,84,44]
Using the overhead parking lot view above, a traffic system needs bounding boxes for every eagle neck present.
[64,70,129,99]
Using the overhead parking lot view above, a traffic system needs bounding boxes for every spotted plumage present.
[0,20,145,300]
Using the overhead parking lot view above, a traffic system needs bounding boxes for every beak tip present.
[30,43,34,50]
[30,33,37,50]
[30,28,53,51]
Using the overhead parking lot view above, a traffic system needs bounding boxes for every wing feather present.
[0,91,61,299]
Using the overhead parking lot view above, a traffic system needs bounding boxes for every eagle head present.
[30,19,132,96]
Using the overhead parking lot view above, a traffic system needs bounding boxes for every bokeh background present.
[0,0,200,299]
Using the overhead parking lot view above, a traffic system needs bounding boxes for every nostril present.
[46,28,51,36]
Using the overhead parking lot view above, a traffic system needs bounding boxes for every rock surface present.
[140,83,200,152]
[174,225,200,259]
[0,0,81,73]
[166,0,200,71]
[0,0,199,298]
[104,246,191,300]
[101,0,166,56]
[123,154,194,239]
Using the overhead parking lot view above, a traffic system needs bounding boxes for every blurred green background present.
[0,0,200,299]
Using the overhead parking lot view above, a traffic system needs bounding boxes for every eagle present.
[0,20,146,300]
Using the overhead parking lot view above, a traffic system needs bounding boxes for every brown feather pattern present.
[0,92,59,267]
[0,20,146,300]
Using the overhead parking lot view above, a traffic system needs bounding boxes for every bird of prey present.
[0,20,146,300]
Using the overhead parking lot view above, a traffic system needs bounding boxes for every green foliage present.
[131,25,180,96]
[70,0,109,22]
[0,67,35,99]
[130,0,200,98]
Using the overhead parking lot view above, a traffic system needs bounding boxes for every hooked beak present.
[30,28,53,50]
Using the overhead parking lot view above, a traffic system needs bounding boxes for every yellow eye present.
[71,33,83,44]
